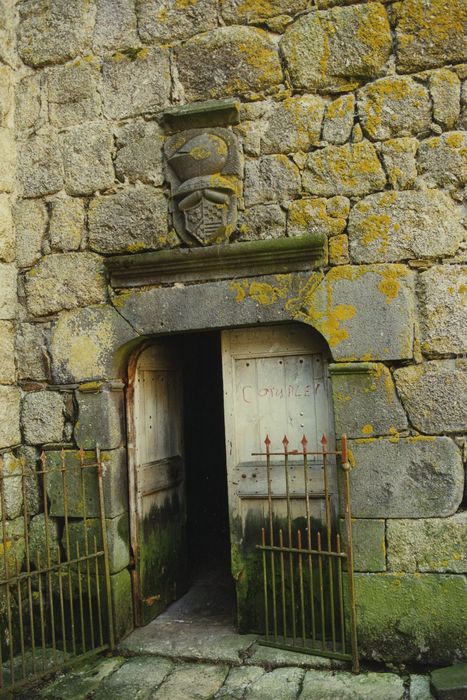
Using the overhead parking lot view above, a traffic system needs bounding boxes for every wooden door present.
[129,341,186,626]
[221,324,335,631]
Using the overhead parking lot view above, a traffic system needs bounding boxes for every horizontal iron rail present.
[257,544,347,559]
[0,462,101,479]
[0,551,105,587]
[259,640,353,662]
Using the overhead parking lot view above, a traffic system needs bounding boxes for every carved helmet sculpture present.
[167,132,237,246]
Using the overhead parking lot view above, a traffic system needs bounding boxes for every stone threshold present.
[105,234,326,289]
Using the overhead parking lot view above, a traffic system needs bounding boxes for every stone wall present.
[0,0,465,664]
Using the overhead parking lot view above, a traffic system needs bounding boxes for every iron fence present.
[255,434,359,672]
[0,446,114,695]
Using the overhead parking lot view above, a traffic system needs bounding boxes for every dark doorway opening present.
[176,330,234,623]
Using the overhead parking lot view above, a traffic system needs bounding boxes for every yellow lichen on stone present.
[362,423,374,435]
[377,267,408,303]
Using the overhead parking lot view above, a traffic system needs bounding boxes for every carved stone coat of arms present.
[165,128,241,246]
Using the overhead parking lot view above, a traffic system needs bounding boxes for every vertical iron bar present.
[1,470,15,683]
[79,449,95,650]
[15,554,26,680]
[94,536,104,648]
[297,529,306,647]
[36,553,47,670]
[317,531,326,650]
[21,458,36,674]
[265,436,278,640]
[56,546,68,659]
[278,529,287,644]
[322,435,336,652]
[301,436,316,646]
[40,452,57,664]
[61,448,77,655]
[76,542,86,653]
[282,436,296,645]
[341,435,359,673]
[261,528,269,640]
[96,445,115,649]
[336,533,346,655]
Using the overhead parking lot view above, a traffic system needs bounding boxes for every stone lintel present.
[162,98,240,132]
[105,235,326,289]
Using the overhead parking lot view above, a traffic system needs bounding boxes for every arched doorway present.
[127,322,335,632]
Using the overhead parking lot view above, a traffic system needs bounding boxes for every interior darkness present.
[181,331,232,589]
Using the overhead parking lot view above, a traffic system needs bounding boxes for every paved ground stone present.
[387,513,467,574]
[176,27,282,101]
[39,656,125,699]
[244,666,304,700]
[299,670,405,699]
[430,662,467,700]
[410,674,435,700]
[349,436,463,518]
[245,644,333,670]
[281,3,391,92]
[394,360,466,434]
[153,662,229,700]
[92,656,173,700]
[357,76,431,141]
[214,666,266,699]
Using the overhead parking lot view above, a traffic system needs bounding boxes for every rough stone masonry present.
[0,0,465,667]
